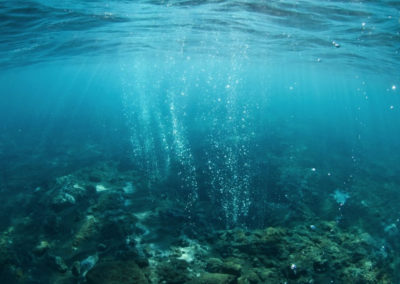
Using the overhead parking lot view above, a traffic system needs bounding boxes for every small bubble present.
[362,22,366,27]
[390,105,394,109]
[311,168,316,172]
[392,85,396,90]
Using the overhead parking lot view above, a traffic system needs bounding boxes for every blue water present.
[1,0,400,282]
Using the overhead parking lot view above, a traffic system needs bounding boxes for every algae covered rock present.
[72,215,98,248]
[189,272,236,284]
[254,267,281,282]
[86,260,148,284]
[157,259,190,284]
[205,257,224,272]
[237,269,260,284]
[205,257,242,276]
[221,260,242,276]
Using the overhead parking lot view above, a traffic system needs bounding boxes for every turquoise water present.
[1,0,400,283]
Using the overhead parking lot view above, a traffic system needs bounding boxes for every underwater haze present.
[1,0,400,283]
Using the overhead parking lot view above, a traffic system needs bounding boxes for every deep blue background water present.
[0,0,400,226]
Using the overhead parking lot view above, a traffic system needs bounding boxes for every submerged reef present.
[0,158,397,283]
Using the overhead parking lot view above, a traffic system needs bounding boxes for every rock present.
[205,257,242,276]
[233,229,247,243]
[72,215,97,248]
[49,255,68,273]
[206,258,224,273]
[384,223,398,236]
[188,273,236,284]
[86,261,148,284]
[95,184,108,193]
[255,268,279,282]
[221,260,242,276]
[80,254,99,277]
[33,241,50,256]
[237,270,260,284]
[51,193,76,211]
[64,183,88,200]
[55,257,68,273]
[157,259,189,284]
[71,261,81,277]
[262,227,286,241]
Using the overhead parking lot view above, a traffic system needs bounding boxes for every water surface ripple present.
[0,0,399,70]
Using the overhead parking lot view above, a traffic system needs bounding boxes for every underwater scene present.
[1,0,400,283]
